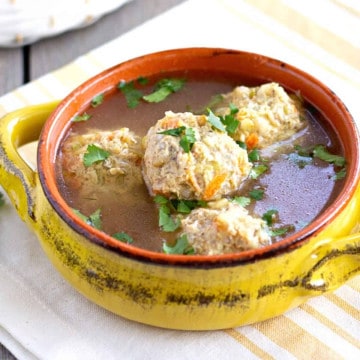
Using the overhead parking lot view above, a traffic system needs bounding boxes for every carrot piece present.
[246,133,259,150]
[203,173,227,200]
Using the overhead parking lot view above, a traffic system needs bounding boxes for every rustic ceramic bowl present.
[1,48,359,330]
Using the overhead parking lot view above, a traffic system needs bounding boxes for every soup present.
[56,70,345,254]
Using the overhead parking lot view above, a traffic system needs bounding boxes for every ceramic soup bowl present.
[1,48,359,330]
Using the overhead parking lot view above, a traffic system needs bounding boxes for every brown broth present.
[56,71,345,252]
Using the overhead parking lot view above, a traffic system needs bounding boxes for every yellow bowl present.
[1,48,360,330]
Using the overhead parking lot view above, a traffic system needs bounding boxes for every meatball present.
[180,199,271,255]
[61,128,143,195]
[142,111,252,201]
[213,82,305,149]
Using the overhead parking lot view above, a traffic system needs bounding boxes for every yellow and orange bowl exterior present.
[1,48,360,330]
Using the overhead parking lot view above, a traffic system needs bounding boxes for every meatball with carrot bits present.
[213,82,306,149]
[180,199,271,255]
[142,111,252,201]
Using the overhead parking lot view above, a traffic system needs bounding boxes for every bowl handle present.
[302,231,360,293]
[0,102,59,224]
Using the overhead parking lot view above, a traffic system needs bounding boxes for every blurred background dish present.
[0,0,132,47]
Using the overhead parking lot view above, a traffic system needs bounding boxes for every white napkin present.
[1,0,359,359]
[0,0,133,47]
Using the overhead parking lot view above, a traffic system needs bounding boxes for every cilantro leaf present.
[113,232,134,244]
[143,78,185,103]
[179,127,196,153]
[89,208,102,230]
[163,235,195,255]
[249,189,264,200]
[72,208,102,230]
[313,145,346,167]
[248,149,261,162]
[153,195,169,205]
[159,204,180,232]
[91,94,104,107]
[207,109,226,132]
[83,144,110,167]
[262,209,279,226]
[170,199,206,214]
[72,113,91,122]
[232,196,251,207]
[269,227,291,237]
[333,167,346,180]
[249,164,268,179]
[158,126,195,153]
[158,126,186,137]
[118,80,143,108]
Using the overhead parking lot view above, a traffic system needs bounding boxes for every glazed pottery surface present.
[0,48,359,330]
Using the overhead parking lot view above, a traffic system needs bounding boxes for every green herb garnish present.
[72,113,91,122]
[249,164,268,179]
[248,149,261,162]
[73,208,102,230]
[313,144,346,167]
[158,204,180,232]
[170,199,207,214]
[249,189,264,200]
[117,80,143,108]
[91,93,104,107]
[207,109,226,132]
[269,227,292,237]
[118,77,185,108]
[262,209,278,226]
[113,232,134,244]
[83,144,110,167]
[333,167,347,180]
[232,196,251,207]
[163,234,195,255]
[143,78,185,103]
[158,126,196,153]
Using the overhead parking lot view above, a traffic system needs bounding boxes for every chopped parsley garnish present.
[312,144,346,167]
[294,144,346,179]
[158,204,180,232]
[72,113,91,122]
[113,232,134,244]
[163,235,195,255]
[206,105,239,134]
[333,167,346,180]
[118,80,143,108]
[232,196,251,207]
[143,78,185,103]
[236,141,247,149]
[249,189,264,200]
[91,93,104,107]
[83,144,110,167]
[262,209,279,226]
[158,126,196,153]
[248,149,261,162]
[249,164,268,179]
[207,109,226,132]
[118,77,185,108]
[220,104,239,134]
[73,208,102,230]
[269,226,292,237]
[170,199,206,214]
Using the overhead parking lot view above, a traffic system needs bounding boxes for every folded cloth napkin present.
[0,0,359,359]
[0,0,133,47]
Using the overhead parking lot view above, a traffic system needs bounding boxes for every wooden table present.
[0,1,185,358]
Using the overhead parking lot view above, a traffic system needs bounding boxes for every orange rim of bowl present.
[38,47,360,267]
